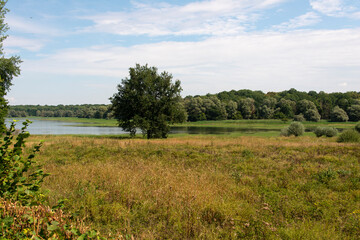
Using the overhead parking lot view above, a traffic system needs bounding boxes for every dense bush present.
[355,122,360,133]
[314,127,338,137]
[347,105,360,122]
[324,127,338,137]
[281,122,304,137]
[330,106,349,122]
[293,114,305,122]
[314,127,324,137]
[337,129,360,143]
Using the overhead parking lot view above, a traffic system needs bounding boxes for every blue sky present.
[4,0,360,105]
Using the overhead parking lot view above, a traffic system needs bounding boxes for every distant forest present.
[8,89,360,122]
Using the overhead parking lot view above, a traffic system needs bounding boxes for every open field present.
[26,134,360,239]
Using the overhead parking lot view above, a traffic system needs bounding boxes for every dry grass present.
[25,135,360,239]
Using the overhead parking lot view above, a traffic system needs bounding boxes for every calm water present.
[5,118,277,135]
[5,118,127,135]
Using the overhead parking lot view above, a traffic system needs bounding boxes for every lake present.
[5,118,278,135]
[5,118,128,135]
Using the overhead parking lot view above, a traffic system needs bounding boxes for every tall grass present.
[27,135,360,239]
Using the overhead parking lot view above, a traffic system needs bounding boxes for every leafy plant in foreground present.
[0,120,47,205]
[0,121,106,239]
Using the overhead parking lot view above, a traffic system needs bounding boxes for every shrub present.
[330,106,349,122]
[281,122,304,137]
[288,122,305,136]
[314,127,324,137]
[314,127,338,138]
[337,129,360,143]
[324,127,338,137]
[355,122,360,133]
[293,114,305,122]
[280,127,290,137]
[0,120,47,205]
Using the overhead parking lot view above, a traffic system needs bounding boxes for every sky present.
[4,0,360,105]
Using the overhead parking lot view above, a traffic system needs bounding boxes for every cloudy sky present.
[4,0,360,105]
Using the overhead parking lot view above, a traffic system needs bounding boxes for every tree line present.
[8,88,360,122]
[184,88,360,122]
[7,104,113,119]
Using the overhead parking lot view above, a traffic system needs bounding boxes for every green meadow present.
[24,132,360,239]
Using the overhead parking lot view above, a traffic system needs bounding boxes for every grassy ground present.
[25,117,358,129]
[24,117,119,127]
[26,134,360,239]
[174,119,357,130]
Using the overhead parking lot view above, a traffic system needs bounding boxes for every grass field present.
[28,117,357,129]
[27,134,360,239]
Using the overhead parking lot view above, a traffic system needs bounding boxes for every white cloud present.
[310,0,343,15]
[22,28,360,95]
[310,0,360,18]
[80,0,287,36]
[7,15,62,36]
[4,36,45,51]
[274,12,321,30]
[338,82,348,87]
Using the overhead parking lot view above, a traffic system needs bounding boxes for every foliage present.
[111,64,185,138]
[225,100,239,120]
[288,122,305,136]
[355,122,360,133]
[293,113,305,122]
[0,121,107,238]
[238,98,255,119]
[314,127,324,137]
[324,127,338,137]
[330,106,348,122]
[297,99,321,121]
[314,127,338,137]
[337,129,360,143]
[9,90,360,123]
[347,104,360,122]
[0,1,21,131]
[280,127,290,136]
[0,198,104,239]
[258,105,274,119]
[0,120,47,205]
[8,104,113,119]
[203,96,227,120]
[276,98,296,119]
[184,97,207,121]
[281,122,305,137]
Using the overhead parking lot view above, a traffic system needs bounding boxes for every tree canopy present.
[110,64,186,139]
[0,0,21,131]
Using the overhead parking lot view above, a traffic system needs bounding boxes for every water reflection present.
[5,118,127,135]
[6,119,279,135]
